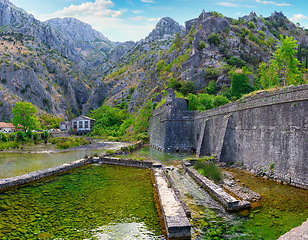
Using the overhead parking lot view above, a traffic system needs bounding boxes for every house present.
[0,122,15,132]
[59,116,96,135]
[59,121,71,131]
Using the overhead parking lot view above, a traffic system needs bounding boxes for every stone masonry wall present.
[149,86,308,187]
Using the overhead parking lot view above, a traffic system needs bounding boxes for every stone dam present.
[149,86,308,188]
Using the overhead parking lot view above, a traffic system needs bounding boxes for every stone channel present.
[182,160,250,211]
[0,151,192,239]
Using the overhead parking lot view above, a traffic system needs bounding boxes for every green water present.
[0,164,164,239]
[0,142,129,178]
[224,168,308,240]
[121,146,196,164]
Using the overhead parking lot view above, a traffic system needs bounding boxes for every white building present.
[59,116,96,134]
[0,122,15,132]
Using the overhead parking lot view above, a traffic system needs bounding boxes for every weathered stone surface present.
[153,168,191,239]
[278,218,308,240]
[149,86,308,188]
[182,161,250,210]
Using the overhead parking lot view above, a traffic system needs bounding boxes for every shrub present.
[227,56,246,68]
[8,133,16,141]
[198,94,215,111]
[231,73,255,99]
[0,132,8,142]
[187,94,199,111]
[248,22,255,29]
[180,81,195,96]
[41,131,49,139]
[208,34,221,46]
[26,130,32,139]
[168,77,182,91]
[213,95,230,108]
[129,87,135,95]
[198,41,206,50]
[205,80,217,95]
[194,161,222,183]
[33,132,38,141]
[16,131,26,142]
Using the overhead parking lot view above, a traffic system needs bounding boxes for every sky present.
[9,0,308,42]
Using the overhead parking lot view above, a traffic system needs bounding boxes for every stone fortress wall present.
[149,86,308,188]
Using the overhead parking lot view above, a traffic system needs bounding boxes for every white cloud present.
[129,16,147,21]
[141,0,156,3]
[217,2,240,7]
[38,0,123,20]
[256,0,291,7]
[290,14,307,22]
[148,17,161,21]
[128,16,161,22]
[127,0,134,4]
[236,12,241,15]
[132,10,142,13]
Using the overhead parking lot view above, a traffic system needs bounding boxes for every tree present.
[174,32,182,49]
[258,35,303,87]
[12,102,39,131]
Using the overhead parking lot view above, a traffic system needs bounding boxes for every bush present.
[180,81,195,96]
[194,161,222,183]
[227,56,246,68]
[41,131,49,139]
[8,132,16,141]
[26,130,32,139]
[208,34,221,46]
[248,22,255,29]
[168,77,182,91]
[213,95,230,108]
[16,131,26,142]
[231,73,255,99]
[198,94,215,111]
[198,41,206,50]
[0,132,8,142]
[187,94,199,111]
[129,87,135,95]
[33,132,38,141]
[205,80,217,95]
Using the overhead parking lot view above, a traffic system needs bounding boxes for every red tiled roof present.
[0,122,15,128]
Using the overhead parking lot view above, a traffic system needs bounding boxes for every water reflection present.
[124,147,196,164]
[0,142,130,178]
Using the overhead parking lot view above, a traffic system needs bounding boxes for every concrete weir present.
[0,158,93,192]
[182,160,250,210]
[153,168,191,239]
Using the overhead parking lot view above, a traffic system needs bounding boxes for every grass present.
[194,160,222,183]
[48,137,89,150]
[0,142,20,150]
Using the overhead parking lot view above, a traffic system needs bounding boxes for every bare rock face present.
[45,18,109,43]
[146,17,184,41]
[201,17,230,33]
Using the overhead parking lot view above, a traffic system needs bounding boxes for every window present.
[73,122,77,128]
[79,121,83,128]
[85,121,89,129]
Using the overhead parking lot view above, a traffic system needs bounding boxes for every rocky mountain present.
[46,18,114,66]
[146,17,184,41]
[1,0,307,124]
[84,10,308,115]
[84,17,184,114]
[0,0,91,121]
[0,0,184,122]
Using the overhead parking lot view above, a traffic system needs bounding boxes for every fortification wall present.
[149,85,308,187]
